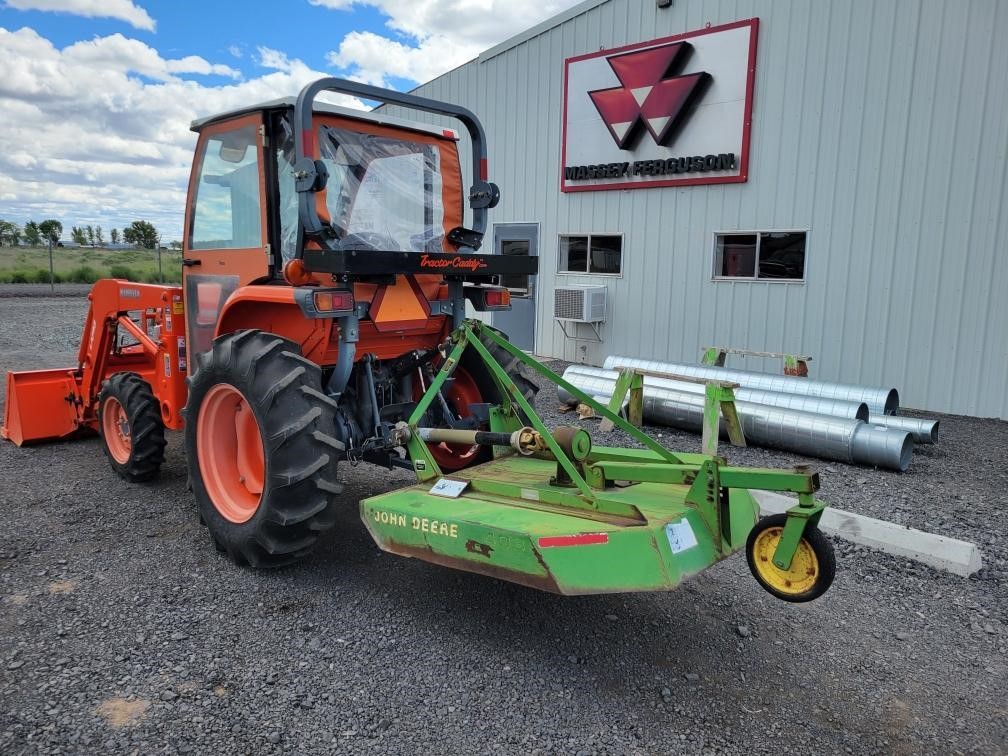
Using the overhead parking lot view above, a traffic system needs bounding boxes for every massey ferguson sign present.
[561,19,758,192]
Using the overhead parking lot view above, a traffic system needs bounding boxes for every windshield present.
[276,117,447,262]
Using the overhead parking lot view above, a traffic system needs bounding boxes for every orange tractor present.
[2,78,836,600]
[2,78,538,567]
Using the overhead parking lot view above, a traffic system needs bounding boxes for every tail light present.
[313,290,354,313]
[484,288,510,307]
[464,286,511,311]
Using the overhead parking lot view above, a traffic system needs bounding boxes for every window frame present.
[711,229,808,283]
[186,116,267,253]
[557,232,625,278]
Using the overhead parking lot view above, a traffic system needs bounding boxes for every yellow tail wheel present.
[746,514,835,602]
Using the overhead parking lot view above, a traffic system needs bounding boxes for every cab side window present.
[190,123,262,250]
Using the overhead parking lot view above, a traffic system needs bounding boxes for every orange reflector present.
[485,288,510,307]
[313,290,354,313]
[537,533,609,548]
[282,259,313,286]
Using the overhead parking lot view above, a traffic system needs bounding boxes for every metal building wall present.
[383,0,1008,419]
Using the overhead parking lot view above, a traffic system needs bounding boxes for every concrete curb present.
[752,491,984,577]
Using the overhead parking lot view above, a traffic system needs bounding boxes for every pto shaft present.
[415,426,544,455]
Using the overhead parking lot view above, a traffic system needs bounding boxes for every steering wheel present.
[339,231,401,251]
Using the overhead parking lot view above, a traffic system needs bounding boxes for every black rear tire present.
[97,372,166,482]
[452,325,540,467]
[184,330,344,568]
[475,325,539,405]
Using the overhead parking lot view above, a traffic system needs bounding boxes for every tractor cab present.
[183,97,474,359]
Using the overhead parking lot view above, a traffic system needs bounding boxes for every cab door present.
[182,113,271,363]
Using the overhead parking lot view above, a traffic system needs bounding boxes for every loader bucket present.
[1,369,82,446]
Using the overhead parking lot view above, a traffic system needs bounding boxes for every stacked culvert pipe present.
[559,358,941,472]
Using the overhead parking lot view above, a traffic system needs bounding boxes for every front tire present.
[98,372,166,482]
[746,513,835,603]
[184,330,344,568]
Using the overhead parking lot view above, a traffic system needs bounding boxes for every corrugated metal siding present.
[383,0,1008,419]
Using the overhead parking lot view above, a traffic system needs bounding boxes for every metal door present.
[491,223,537,351]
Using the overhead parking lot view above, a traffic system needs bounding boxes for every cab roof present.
[189,97,458,140]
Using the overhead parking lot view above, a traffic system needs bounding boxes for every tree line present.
[0,219,175,250]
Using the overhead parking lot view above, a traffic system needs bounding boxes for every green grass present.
[0,247,183,284]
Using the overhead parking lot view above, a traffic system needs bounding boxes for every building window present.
[559,234,622,275]
[713,231,806,281]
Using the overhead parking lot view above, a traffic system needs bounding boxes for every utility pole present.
[48,237,54,293]
[156,233,163,283]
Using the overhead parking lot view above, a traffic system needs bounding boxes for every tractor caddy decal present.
[418,254,488,272]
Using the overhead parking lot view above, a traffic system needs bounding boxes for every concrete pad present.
[752,490,984,577]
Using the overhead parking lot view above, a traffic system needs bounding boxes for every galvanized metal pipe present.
[868,414,939,444]
[558,371,913,472]
[602,355,900,416]
[564,365,870,421]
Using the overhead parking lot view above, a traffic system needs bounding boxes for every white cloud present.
[227,44,242,59]
[64,34,241,80]
[0,26,365,240]
[317,0,583,86]
[308,0,353,8]
[4,0,156,31]
[256,46,295,73]
[326,31,463,87]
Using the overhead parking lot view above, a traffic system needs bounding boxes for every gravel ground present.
[0,285,1005,755]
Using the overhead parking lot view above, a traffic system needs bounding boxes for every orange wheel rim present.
[101,396,132,464]
[414,365,484,471]
[196,384,265,524]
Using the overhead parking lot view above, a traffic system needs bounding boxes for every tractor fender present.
[215,285,331,364]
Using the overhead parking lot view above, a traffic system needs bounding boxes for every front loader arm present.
[1,280,187,445]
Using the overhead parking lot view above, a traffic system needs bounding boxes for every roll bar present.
[292,77,500,255]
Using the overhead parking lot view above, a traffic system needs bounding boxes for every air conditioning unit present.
[554,285,607,323]
[554,285,606,342]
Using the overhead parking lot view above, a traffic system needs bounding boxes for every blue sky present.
[0,1,419,91]
[0,0,580,240]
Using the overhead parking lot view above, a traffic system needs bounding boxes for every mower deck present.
[359,321,833,599]
[363,452,760,594]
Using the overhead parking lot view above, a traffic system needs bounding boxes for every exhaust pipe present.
[563,366,870,421]
[603,356,900,416]
[559,370,913,472]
